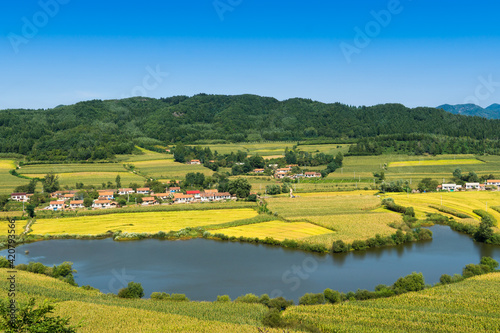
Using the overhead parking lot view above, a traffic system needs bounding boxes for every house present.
[98,191,115,200]
[142,197,158,205]
[486,180,500,187]
[268,164,278,168]
[136,188,150,195]
[64,193,75,200]
[253,169,265,173]
[92,200,117,209]
[287,164,298,168]
[186,190,201,199]
[188,159,201,165]
[153,193,170,201]
[48,201,65,210]
[118,188,134,195]
[10,193,28,202]
[305,172,322,178]
[214,192,231,201]
[465,183,480,190]
[169,187,181,193]
[442,184,458,191]
[172,193,194,204]
[51,191,67,199]
[200,192,215,202]
[274,168,290,179]
[69,200,84,209]
[204,189,218,194]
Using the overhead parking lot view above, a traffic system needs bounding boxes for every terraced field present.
[131,158,213,179]
[0,159,31,194]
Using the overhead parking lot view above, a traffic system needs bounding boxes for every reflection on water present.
[1,225,499,301]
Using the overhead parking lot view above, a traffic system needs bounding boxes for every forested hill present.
[1,94,500,161]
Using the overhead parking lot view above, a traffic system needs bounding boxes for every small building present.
[186,190,201,199]
[188,159,201,165]
[305,172,322,178]
[64,193,75,200]
[49,201,65,210]
[92,200,117,209]
[486,180,500,187]
[153,193,170,201]
[69,200,84,209]
[98,191,115,200]
[253,168,265,173]
[442,184,457,191]
[136,188,150,195]
[10,192,28,202]
[204,189,218,194]
[465,183,480,190]
[200,192,215,202]
[214,192,231,200]
[169,187,181,193]
[118,188,134,195]
[142,197,158,205]
[173,193,194,204]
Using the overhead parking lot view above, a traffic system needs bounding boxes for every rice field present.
[31,208,258,235]
[283,272,500,332]
[389,159,483,167]
[266,193,381,218]
[387,191,500,221]
[0,218,27,236]
[215,220,334,241]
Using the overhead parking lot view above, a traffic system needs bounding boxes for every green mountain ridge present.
[1,94,500,161]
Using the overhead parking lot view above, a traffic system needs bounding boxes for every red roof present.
[186,190,200,194]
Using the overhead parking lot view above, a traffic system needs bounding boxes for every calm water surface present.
[3,225,500,301]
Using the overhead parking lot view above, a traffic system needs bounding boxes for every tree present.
[14,179,37,194]
[392,272,425,294]
[26,204,36,218]
[228,178,251,198]
[115,175,121,189]
[117,281,144,299]
[417,178,438,192]
[265,185,281,195]
[0,297,77,332]
[42,173,60,194]
[452,168,462,181]
[474,216,494,243]
[83,197,93,208]
[173,144,186,163]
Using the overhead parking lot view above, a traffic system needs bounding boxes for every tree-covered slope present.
[1,94,500,161]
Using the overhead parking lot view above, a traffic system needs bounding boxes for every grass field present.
[31,209,258,235]
[216,220,333,241]
[283,272,500,332]
[0,218,27,236]
[0,159,32,194]
[131,158,213,179]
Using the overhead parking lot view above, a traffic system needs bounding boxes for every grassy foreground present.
[283,272,500,332]
[1,269,500,332]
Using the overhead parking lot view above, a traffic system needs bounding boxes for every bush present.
[216,295,231,302]
[351,240,368,251]
[324,288,341,304]
[299,293,325,305]
[170,293,190,302]
[235,293,259,303]
[462,264,491,278]
[392,272,425,294]
[262,308,284,328]
[246,194,257,202]
[267,297,294,310]
[480,256,499,271]
[0,257,10,268]
[151,292,170,300]
[332,240,349,253]
[439,274,452,284]
[258,294,270,306]
[118,281,144,299]
[27,262,48,274]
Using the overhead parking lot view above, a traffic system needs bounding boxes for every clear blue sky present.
[1,0,500,109]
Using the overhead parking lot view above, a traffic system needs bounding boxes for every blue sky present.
[1,0,500,109]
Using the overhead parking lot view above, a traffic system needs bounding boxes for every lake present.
[3,225,500,301]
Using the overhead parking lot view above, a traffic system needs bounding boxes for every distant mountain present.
[437,103,500,119]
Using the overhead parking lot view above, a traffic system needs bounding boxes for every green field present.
[131,158,213,180]
[0,159,32,194]
[31,208,258,235]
